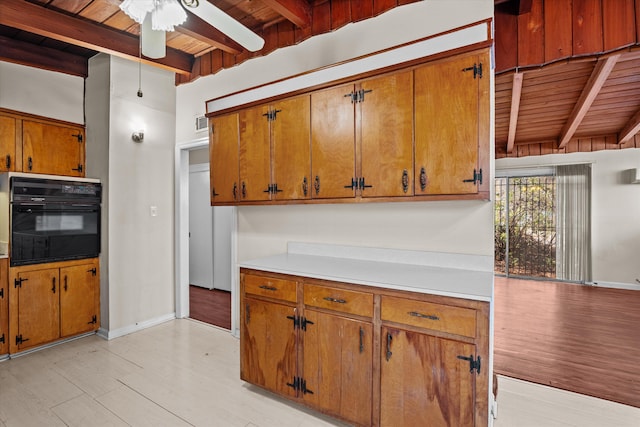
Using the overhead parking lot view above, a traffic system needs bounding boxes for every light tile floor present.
[0,319,638,426]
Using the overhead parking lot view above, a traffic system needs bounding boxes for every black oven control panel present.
[11,177,101,203]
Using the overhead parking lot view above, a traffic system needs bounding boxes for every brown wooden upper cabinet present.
[0,115,17,172]
[311,72,413,200]
[414,50,488,195]
[209,48,490,205]
[210,113,240,204]
[22,121,85,177]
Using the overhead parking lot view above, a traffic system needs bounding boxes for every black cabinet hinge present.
[15,334,29,345]
[14,277,27,288]
[88,267,97,276]
[286,315,314,331]
[462,168,483,185]
[88,315,98,325]
[0,333,4,344]
[457,354,481,374]
[0,288,3,298]
[262,109,282,121]
[72,164,83,173]
[462,63,483,79]
[286,376,314,395]
[72,133,83,143]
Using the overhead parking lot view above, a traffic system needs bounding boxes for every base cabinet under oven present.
[8,258,100,354]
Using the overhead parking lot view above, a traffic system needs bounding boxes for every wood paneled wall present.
[176,0,421,85]
[495,0,640,73]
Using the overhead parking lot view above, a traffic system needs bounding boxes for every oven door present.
[10,202,101,266]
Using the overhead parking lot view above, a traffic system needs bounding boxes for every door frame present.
[175,138,239,336]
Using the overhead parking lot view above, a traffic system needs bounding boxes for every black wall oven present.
[10,177,102,266]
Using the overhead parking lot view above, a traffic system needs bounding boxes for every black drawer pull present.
[408,311,439,321]
[323,296,346,304]
[259,285,277,291]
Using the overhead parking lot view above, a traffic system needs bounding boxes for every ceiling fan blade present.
[180,0,265,52]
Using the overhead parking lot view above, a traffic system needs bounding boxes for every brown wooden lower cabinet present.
[240,268,490,427]
[8,258,100,354]
[0,258,8,355]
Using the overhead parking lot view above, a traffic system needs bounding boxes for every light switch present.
[150,205,158,217]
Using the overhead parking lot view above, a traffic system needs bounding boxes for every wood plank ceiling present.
[2,0,640,159]
[495,0,640,158]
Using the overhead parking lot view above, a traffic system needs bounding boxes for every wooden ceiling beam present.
[0,35,88,77]
[261,0,312,28]
[618,108,640,145]
[1,0,193,75]
[506,72,524,153]
[178,13,243,55]
[558,54,620,149]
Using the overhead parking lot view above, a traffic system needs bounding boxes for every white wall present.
[497,150,640,286]
[0,61,84,123]
[176,0,495,265]
[86,55,177,334]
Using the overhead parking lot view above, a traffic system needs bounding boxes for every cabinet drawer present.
[244,274,297,303]
[381,295,476,338]
[304,284,373,318]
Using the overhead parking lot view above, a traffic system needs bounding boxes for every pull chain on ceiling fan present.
[120,0,265,59]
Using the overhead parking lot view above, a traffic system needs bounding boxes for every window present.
[495,165,592,282]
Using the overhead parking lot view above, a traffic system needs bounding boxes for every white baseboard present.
[104,312,176,340]
[588,281,640,291]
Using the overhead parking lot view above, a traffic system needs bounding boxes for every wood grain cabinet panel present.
[0,115,17,172]
[244,274,297,303]
[11,268,60,353]
[60,262,99,338]
[0,259,8,355]
[311,84,356,199]
[239,105,271,202]
[22,120,85,177]
[304,283,373,317]
[303,310,373,426]
[415,51,488,195]
[359,70,414,198]
[240,297,298,397]
[380,326,476,427]
[210,113,240,204]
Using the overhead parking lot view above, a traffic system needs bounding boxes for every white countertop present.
[239,243,493,302]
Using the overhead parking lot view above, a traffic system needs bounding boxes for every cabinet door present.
[0,115,16,172]
[23,121,85,177]
[210,113,240,204]
[311,84,356,199]
[272,96,311,200]
[240,297,298,398]
[14,268,60,351]
[303,310,373,426]
[0,259,8,355]
[380,327,476,427]
[360,71,414,197]
[60,263,99,337]
[239,105,271,201]
[415,53,482,195]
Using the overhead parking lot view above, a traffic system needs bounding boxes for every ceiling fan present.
[119,0,265,59]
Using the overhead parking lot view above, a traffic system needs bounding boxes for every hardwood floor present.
[189,285,231,330]
[494,276,640,409]
[0,320,638,427]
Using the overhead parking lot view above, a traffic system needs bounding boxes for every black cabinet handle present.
[408,311,440,321]
[51,277,56,294]
[359,327,364,353]
[232,182,237,200]
[385,332,393,361]
[241,181,247,199]
[314,176,320,195]
[302,177,308,197]
[420,167,427,191]
[402,169,409,193]
[28,156,33,171]
[64,276,68,292]
[323,296,346,304]
[5,155,10,169]
[259,285,277,291]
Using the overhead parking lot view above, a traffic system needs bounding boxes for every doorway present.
[175,139,238,336]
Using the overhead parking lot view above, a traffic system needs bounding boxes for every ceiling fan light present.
[119,0,154,23]
[142,14,167,59]
[152,0,187,31]
[180,0,265,52]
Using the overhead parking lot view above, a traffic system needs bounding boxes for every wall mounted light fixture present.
[132,131,144,143]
